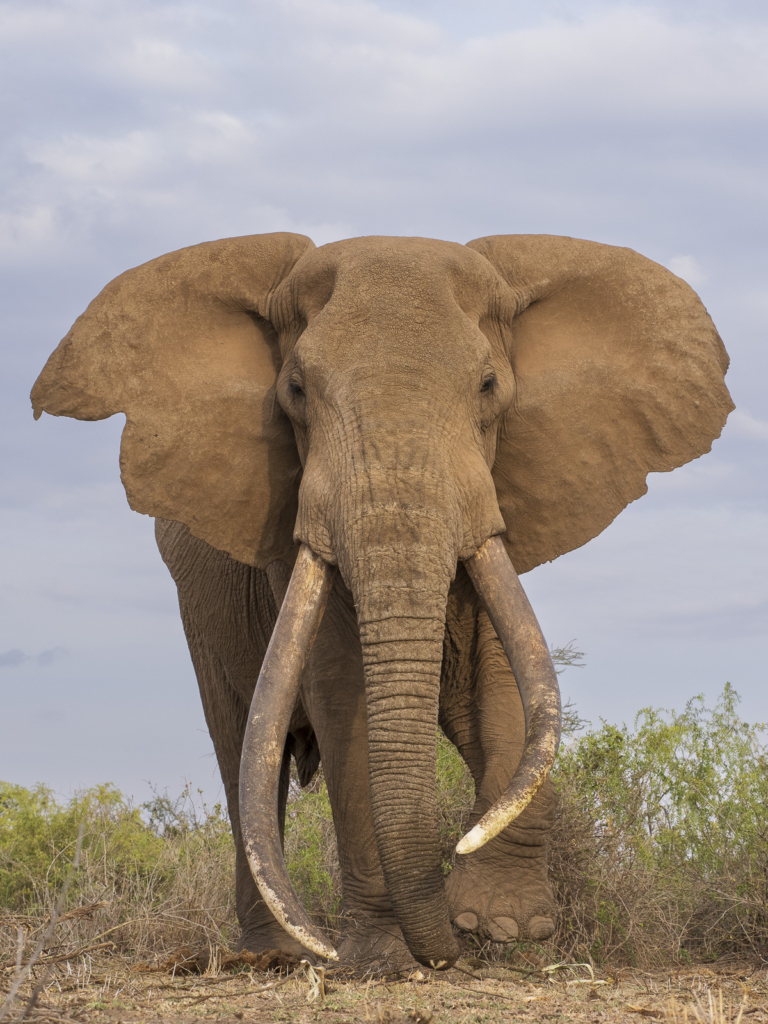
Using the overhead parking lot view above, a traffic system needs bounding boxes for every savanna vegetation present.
[1,674,766,977]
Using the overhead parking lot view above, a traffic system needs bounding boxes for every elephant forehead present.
[294,301,492,379]
[287,236,502,319]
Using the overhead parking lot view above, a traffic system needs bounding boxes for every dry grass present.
[1,945,766,1024]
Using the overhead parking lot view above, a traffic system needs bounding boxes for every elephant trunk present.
[332,483,461,967]
[357,589,460,968]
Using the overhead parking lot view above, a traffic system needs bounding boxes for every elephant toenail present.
[527,916,555,940]
[486,917,519,942]
[454,913,478,932]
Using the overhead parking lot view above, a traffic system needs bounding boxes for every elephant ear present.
[467,234,734,574]
[32,233,314,567]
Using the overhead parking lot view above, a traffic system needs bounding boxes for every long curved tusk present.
[458,536,561,855]
[239,543,338,960]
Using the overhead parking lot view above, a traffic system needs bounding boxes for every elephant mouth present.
[238,536,561,962]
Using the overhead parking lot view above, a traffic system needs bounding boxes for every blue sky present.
[1,0,766,804]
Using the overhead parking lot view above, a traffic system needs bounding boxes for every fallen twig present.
[452,962,536,979]
[10,941,117,972]
[625,1004,664,1018]
[442,979,524,1004]
[166,964,308,1006]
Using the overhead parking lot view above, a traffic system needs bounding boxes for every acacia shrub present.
[550,684,768,965]
[0,783,237,959]
[283,776,341,931]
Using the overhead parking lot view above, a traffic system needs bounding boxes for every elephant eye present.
[289,378,305,398]
[480,373,497,394]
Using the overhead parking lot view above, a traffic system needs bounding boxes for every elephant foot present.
[335,913,420,977]
[446,837,557,944]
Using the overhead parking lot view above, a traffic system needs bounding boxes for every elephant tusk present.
[239,543,338,960]
[458,536,562,855]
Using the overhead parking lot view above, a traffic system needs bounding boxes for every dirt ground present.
[2,949,767,1024]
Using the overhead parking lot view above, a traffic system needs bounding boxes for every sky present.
[1,0,766,807]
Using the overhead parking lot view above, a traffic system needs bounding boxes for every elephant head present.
[31,232,733,967]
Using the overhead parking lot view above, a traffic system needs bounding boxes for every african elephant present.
[32,233,732,970]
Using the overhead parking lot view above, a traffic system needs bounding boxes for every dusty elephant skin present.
[31,232,733,971]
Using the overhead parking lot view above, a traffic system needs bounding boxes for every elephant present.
[31,232,733,970]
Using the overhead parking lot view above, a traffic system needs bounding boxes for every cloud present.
[0,647,67,668]
[594,505,767,636]
[0,206,59,266]
[727,409,768,443]
[29,131,160,187]
[109,35,213,92]
[667,255,707,286]
[1,1,766,255]
[0,649,26,667]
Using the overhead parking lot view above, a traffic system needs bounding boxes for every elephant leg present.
[441,592,558,944]
[298,579,416,969]
[158,524,307,954]
[181,618,306,955]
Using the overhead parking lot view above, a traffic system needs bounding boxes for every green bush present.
[436,731,475,874]
[556,684,767,874]
[0,783,236,960]
[0,782,165,911]
[550,684,768,964]
[284,780,340,927]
